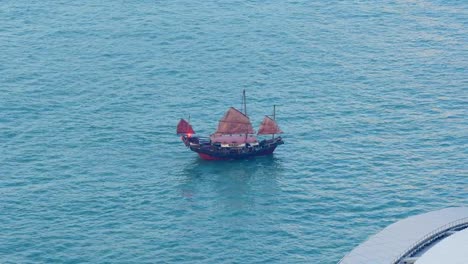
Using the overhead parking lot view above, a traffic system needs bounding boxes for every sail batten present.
[257,116,283,135]
[214,107,255,134]
[177,119,195,135]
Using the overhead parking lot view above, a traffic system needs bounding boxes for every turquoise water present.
[1,1,467,263]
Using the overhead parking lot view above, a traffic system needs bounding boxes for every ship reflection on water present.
[178,155,285,210]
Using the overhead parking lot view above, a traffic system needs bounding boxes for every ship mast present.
[272,105,276,139]
[243,89,248,143]
[243,89,247,116]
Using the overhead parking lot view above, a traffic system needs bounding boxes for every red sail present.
[214,107,255,134]
[176,119,195,135]
[257,116,283,135]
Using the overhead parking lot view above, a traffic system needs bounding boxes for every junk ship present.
[176,90,284,160]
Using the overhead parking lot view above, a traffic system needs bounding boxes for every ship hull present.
[182,136,283,160]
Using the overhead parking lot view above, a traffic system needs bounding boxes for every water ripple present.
[1,0,467,263]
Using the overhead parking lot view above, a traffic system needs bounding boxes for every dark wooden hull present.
[182,136,284,160]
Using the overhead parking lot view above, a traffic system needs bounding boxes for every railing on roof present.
[393,217,468,264]
[338,216,468,264]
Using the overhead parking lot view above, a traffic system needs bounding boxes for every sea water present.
[1,1,467,263]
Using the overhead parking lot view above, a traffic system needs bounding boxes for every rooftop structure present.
[339,207,468,264]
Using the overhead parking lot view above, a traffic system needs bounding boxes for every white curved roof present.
[340,207,468,264]
[415,227,468,264]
